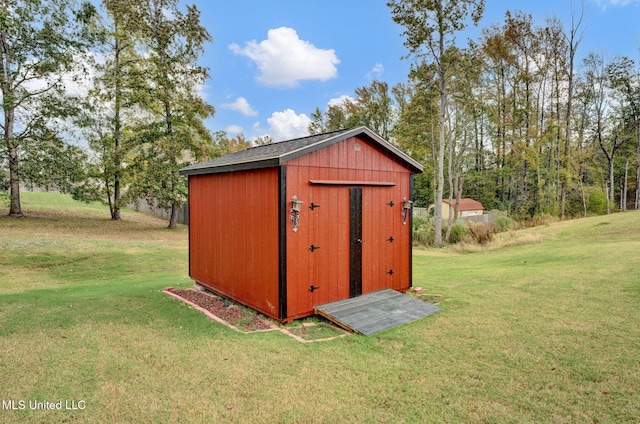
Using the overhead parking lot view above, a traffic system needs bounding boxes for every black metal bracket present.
[309,203,320,210]
[309,244,320,252]
[386,269,394,275]
[387,236,394,242]
[309,285,320,293]
[386,201,395,207]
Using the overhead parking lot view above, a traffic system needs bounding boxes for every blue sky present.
[192,0,640,142]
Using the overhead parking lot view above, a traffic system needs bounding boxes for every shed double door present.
[307,186,397,307]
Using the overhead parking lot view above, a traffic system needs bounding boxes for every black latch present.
[387,236,394,242]
[309,203,320,210]
[386,201,395,207]
[309,285,320,292]
[309,244,320,252]
[386,269,394,275]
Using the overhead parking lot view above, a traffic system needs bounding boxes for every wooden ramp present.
[314,289,440,336]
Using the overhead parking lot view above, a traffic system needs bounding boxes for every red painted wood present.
[308,180,395,186]
[188,168,280,319]
[188,134,417,321]
[284,135,414,318]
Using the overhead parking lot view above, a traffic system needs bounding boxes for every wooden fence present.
[412,207,494,224]
[128,199,189,225]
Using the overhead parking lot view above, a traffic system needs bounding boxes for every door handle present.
[309,285,320,292]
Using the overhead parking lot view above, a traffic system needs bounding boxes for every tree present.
[78,0,146,220]
[1,0,97,216]
[583,53,633,212]
[606,55,640,211]
[128,0,214,229]
[349,80,395,139]
[445,45,482,240]
[394,65,440,207]
[19,131,89,194]
[388,0,485,245]
[308,105,349,134]
[559,5,584,218]
[481,21,515,207]
[309,79,398,138]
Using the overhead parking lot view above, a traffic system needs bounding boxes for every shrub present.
[493,214,514,232]
[448,221,469,244]
[522,214,558,228]
[412,216,435,246]
[468,222,498,245]
[586,187,608,215]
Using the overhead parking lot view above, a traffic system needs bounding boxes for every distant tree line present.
[2,0,639,234]
[1,0,220,228]
[309,1,639,245]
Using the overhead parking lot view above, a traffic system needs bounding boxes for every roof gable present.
[179,126,424,176]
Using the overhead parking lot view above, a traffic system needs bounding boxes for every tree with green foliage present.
[308,104,350,134]
[127,0,214,229]
[0,0,97,216]
[394,64,440,207]
[350,80,395,139]
[388,0,485,245]
[76,0,146,220]
[582,53,634,213]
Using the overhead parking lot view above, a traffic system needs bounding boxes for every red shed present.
[179,126,423,322]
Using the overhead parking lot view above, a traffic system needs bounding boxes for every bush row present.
[412,212,556,247]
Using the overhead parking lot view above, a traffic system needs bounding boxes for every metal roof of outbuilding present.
[179,126,424,176]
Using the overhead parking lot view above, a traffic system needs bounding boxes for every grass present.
[1,192,639,423]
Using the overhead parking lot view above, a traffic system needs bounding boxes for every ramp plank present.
[314,289,439,336]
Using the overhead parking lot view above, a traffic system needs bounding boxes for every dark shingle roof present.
[179,126,423,176]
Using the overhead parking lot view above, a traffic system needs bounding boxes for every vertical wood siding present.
[188,168,280,319]
[284,136,414,319]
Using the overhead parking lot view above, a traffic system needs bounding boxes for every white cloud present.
[594,0,640,7]
[328,95,355,108]
[367,63,384,79]
[229,27,340,87]
[221,97,258,116]
[266,109,310,141]
[225,125,244,134]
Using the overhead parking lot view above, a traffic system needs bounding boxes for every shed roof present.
[443,198,484,211]
[179,126,424,176]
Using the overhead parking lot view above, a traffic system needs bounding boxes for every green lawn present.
[1,192,639,423]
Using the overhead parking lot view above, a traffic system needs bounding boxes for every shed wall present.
[188,168,281,319]
[284,135,414,319]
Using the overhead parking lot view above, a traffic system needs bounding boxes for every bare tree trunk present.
[622,159,629,212]
[580,179,587,216]
[112,35,122,221]
[561,5,583,219]
[636,157,640,210]
[636,132,640,210]
[8,144,23,217]
[455,176,464,220]
[168,202,178,229]
[5,107,23,217]
[608,158,615,212]
[433,11,448,247]
[445,116,454,243]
